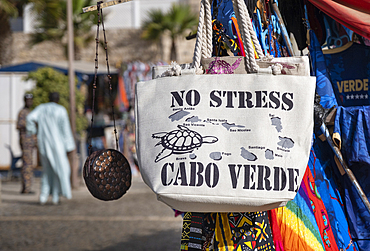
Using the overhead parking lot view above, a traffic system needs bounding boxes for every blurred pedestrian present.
[17,93,36,194]
[26,92,75,205]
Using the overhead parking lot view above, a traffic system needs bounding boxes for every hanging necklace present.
[83,1,131,201]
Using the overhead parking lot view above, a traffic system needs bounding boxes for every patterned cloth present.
[214,212,275,251]
[203,213,216,250]
[180,213,216,251]
[17,107,36,193]
[181,212,192,251]
[310,139,357,251]
[303,167,339,250]
[188,213,204,251]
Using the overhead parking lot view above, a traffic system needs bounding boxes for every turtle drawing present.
[207,57,242,74]
[152,125,218,163]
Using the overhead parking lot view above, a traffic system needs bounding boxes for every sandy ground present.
[0,174,183,251]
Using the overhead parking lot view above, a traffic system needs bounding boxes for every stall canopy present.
[0,60,118,85]
[308,0,370,40]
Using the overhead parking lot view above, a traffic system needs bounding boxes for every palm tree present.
[141,3,198,62]
[141,8,166,59]
[0,0,30,65]
[30,0,97,60]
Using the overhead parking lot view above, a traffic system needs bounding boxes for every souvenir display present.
[135,0,315,212]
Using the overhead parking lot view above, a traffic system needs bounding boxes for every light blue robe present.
[27,102,75,202]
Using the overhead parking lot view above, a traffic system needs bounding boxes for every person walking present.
[26,92,75,205]
[17,93,36,194]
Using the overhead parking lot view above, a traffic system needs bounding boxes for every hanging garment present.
[341,172,370,251]
[305,0,327,46]
[333,106,370,167]
[322,42,370,107]
[181,212,192,251]
[180,213,216,251]
[214,212,275,251]
[115,75,130,112]
[277,0,308,51]
[307,0,370,41]
[212,19,241,56]
[310,138,357,251]
[202,213,217,251]
[303,167,339,250]
[275,168,326,251]
[188,212,205,251]
[333,106,370,251]
[321,14,350,50]
[213,0,235,39]
[309,30,338,109]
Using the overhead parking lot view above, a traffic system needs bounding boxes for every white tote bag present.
[135,0,316,212]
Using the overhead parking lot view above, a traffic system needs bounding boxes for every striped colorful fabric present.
[188,213,204,251]
[268,210,284,251]
[180,212,216,251]
[275,167,326,251]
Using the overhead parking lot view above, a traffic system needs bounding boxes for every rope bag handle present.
[192,0,264,73]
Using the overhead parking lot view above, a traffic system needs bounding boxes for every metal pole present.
[320,123,370,214]
[67,0,79,189]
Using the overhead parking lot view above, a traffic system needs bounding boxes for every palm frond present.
[0,0,18,17]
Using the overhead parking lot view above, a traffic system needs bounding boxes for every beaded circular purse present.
[83,149,131,201]
[83,3,131,201]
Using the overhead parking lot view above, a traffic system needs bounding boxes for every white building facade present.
[16,0,186,33]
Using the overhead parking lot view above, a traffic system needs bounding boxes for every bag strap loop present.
[193,0,211,70]
[204,0,213,58]
[193,0,264,73]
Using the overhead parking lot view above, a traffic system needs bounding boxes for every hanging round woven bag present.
[83,149,131,201]
[83,3,131,201]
